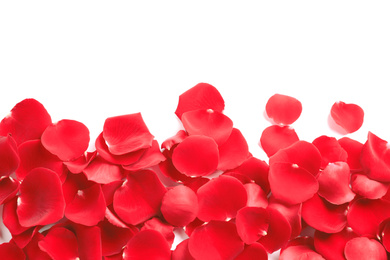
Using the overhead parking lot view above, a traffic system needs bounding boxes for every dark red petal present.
[161,185,198,227]
[184,177,209,193]
[12,226,39,249]
[113,170,167,225]
[38,227,79,260]
[23,233,51,260]
[258,207,291,253]
[236,207,269,244]
[380,219,390,252]
[351,173,390,199]
[338,137,363,171]
[140,217,175,248]
[17,139,64,180]
[182,109,233,145]
[64,150,97,174]
[317,162,355,205]
[161,130,187,152]
[313,135,348,168]
[41,119,90,161]
[361,132,390,182]
[83,156,123,184]
[260,125,299,157]
[347,198,390,237]
[314,229,358,260]
[172,135,219,177]
[269,140,321,176]
[265,94,302,125]
[17,167,65,227]
[71,224,102,260]
[2,197,29,235]
[344,237,387,260]
[268,197,302,238]
[103,113,154,155]
[330,101,364,134]
[123,230,171,260]
[184,218,204,237]
[175,83,225,119]
[0,242,25,260]
[197,175,247,222]
[172,240,195,260]
[280,245,324,260]
[0,98,52,145]
[0,176,19,205]
[122,140,166,171]
[218,128,249,171]
[269,162,318,205]
[0,135,19,177]
[244,183,268,208]
[234,243,268,260]
[188,220,244,260]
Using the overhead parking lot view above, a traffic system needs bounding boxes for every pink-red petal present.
[351,173,390,200]
[314,229,358,260]
[217,128,249,171]
[330,101,364,134]
[83,156,123,184]
[312,135,348,168]
[236,207,269,244]
[234,243,268,260]
[122,140,166,171]
[338,137,363,171]
[38,227,79,260]
[0,135,19,177]
[344,237,387,260]
[0,242,26,260]
[0,176,19,205]
[265,94,302,125]
[260,125,299,157]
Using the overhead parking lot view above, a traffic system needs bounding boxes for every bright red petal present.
[0,135,19,177]
[244,183,268,208]
[64,150,97,174]
[0,242,25,260]
[2,197,29,235]
[101,180,123,206]
[314,229,358,260]
[351,173,390,199]
[330,101,364,134]
[217,128,249,171]
[236,207,269,244]
[0,176,19,205]
[175,83,225,119]
[260,125,299,157]
[234,243,268,260]
[140,217,175,248]
[161,130,187,152]
[83,156,123,184]
[344,237,387,260]
[38,227,79,260]
[280,245,324,260]
[172,240,195,260]
[23,233,51,260]
[380,219,390,252]
[265,94,302,125]
[122,140,166,171]
[338,137,363,171]
[313,135,348,168]
[41,119,90,161]
[71,224,102,260]
[159,154,193,183]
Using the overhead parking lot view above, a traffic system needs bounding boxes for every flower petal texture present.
[260,125,299,157]
[0,135,19,177]
[38,227,79,260]
[236,207,269,244]
[331,101,364,134]
[344,237,387,260]
[217,128,249,171]
[265,94,302,125]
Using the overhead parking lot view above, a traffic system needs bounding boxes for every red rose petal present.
[172,135,219,177]
[269,162,318,205]
[360,132,390,182]
[0,135,19,177]
[260,125,299,157]
[317,162,355,205]
[161,130,188,152]
[182,109,233,145]
[83,156,123,184]
[41,119,90,161]
[269,140,321,176]
[244,183,268,208]
[17,167,65,227]
[71,224,102,260]
[236,207,269,244]
[351,173,390,200]
[23,233,51,260]
[103,113,154,155]
[265,94,302,125]
[234,243,268,260]
[313,135,348,168]
[344,237,387,260]
[0,242,26,260]
[184,218,204,237]
[338,137,363,171]
[0,98,52,145]
[102,180,123,206]
[140,217,175,248]
[123,230,171,260]
[159,154,193,183]
[122,140,166,171]
[380,219,390,252]
[184,177,209,192]
[11,226,38,249]
[0,176,19,205]
[113,169,167,225]
[38,227,79,260]
[197,175,247,222]
[280,245,325,260]
[302,193,348,233]
[217,128,249,171]
[222,171,252,184]
[64,150,97,174]
[314,229,358,260]
[161,185,198,227]
[188,220,244,260]
[330,101,364,134]
[2,197,29,235]
[175,83,225,119]
[172,240,195,260]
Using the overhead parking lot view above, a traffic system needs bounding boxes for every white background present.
[1,1,390,258]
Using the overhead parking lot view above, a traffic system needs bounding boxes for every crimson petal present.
[280,245,324,260]
[64,150,97,174]
[351,173,390,200]
[140,217,175,248]
[314,229,358,260]
[234,243,268,260]
[380,219,390,252]
[330,101,364,134]
[172,240,195,260]
[236,207,269,244]
[122,140,166,171]
[265,94,302,125]
[71,224,102,260]
[260,125,299,157]
[344,237,387,260]
[23,233,51,260]
[0,176,19,205]
[244,183,268,208]
[338,137,363,171]
[83,156,123,184]
[2,197,29,235]
[38,227,79,260]
[0,135,19,177]
[0,242,25,260]
[312,135,348,168]
[217,128,249,171]
[41,119,90,161]
[161,130,187,152]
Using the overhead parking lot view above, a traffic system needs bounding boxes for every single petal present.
[265,94,302,125]
[0,176,19,205]
[312,135,348,168]
[351,173,390,200]
[244,183,268,208]
[172,240,195,260]
[83,156,123,184]
[314,229,358,260]
[260,125,299,157]
[0,242,25,260]
[122,140,166,171]
[38,227,79,260]
[330,101,364,134]
[182,109,233,145]
[41,119,90,161]
[217,128,249,171]
[338,137,363,171]
[234,243,268,260]
[236,207,269,244]
[140,217,175,248]
[175,83,225,119]
[188,220,244,260]
[103,113,154,155]
[344,237,387,260]
[0,135,19,177]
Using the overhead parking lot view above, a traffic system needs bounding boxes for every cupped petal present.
[234,243,268,260]
[83,156,123,184]
[351,173,390,200]
[0,98,52,145]
[172,135,219,177]
[175,83,225,119]
[338,137,363,171]
[330,101,364,134]
[38,227,79,260]
[313,135,348,168]
[0,242,25,260]
[344,237,387,260]
[217,128,249,171]
[244,183,268,208]
[260,125,299,157]
[103,113,154,155]
[188,220,244,260]
[0,176,19,205]
[17,167,65,227]
[0,135,19,177]
[172,240,195,260]
[265,93,302,125]
[122,140,165,171]
[197,175,247,222]
[141,217,175,248]
[236,207,269,244]
[113,170,167,225]
[41,119,90,161]
[182,109,233,145]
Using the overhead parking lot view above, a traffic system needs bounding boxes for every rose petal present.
[351,173,390,200]
[0,135,19,177]
[280,245,325,260]
[64,150,97,174]
[344,237,387,260]
[0,176,19,205]
[101,180,123,206]
[122,140,166,171]
[260,125,299,157]
[218,128,249,171]
[244,183,268,208]
[23,233,51,260]
[172,240,195,260]
[103,113,154,155]
[312,135,348,168]
[236,207,269,244]
[380,219,390,252]
[184,177,209,192]
[338,137,363,171]
[2,197,29,235]
[159,151,194,183]
[330,101,364,134]
[12,226,38,249]
[197,175,247,222]
[175,83,225,119]
[188,220,244,260]
[234,243,268,260]
[172,135,219,177]
[0,242,25,260]
[83,156,123,184]
[71,224,102,260]
[182,109,233,145]
[265,94,302,125]
[184,218,204,237]
[41,119,90,161]
[17,167,65,227]
[141,217,175,248]
[0,98,52,145]
[38,227,79,260]
[161,130,188,152]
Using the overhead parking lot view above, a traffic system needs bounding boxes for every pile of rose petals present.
[0,82,389,260]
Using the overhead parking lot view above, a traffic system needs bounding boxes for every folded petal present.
[83,156,123,184]
[244,183,268,208]
[351,173,389,200]
[314,229,358,260]
[122,140,165,171]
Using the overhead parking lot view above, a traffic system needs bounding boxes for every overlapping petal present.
[260,125,299,157]
[122,140,165,171]
[234,243,268,260]
[244,183,268,208]
[351,173,390,200]
[0,176,19,205]
[312,135,348,168]
[236,207,269,244]
[0,242,26,260]
[83,156,123,184]
[217,128,249,170]
[314,228,357,260]
[338,137,363,171]
[38,227,79,260]
[344,237,387,260]
[140,217,175,248]
[0,135,19,177]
